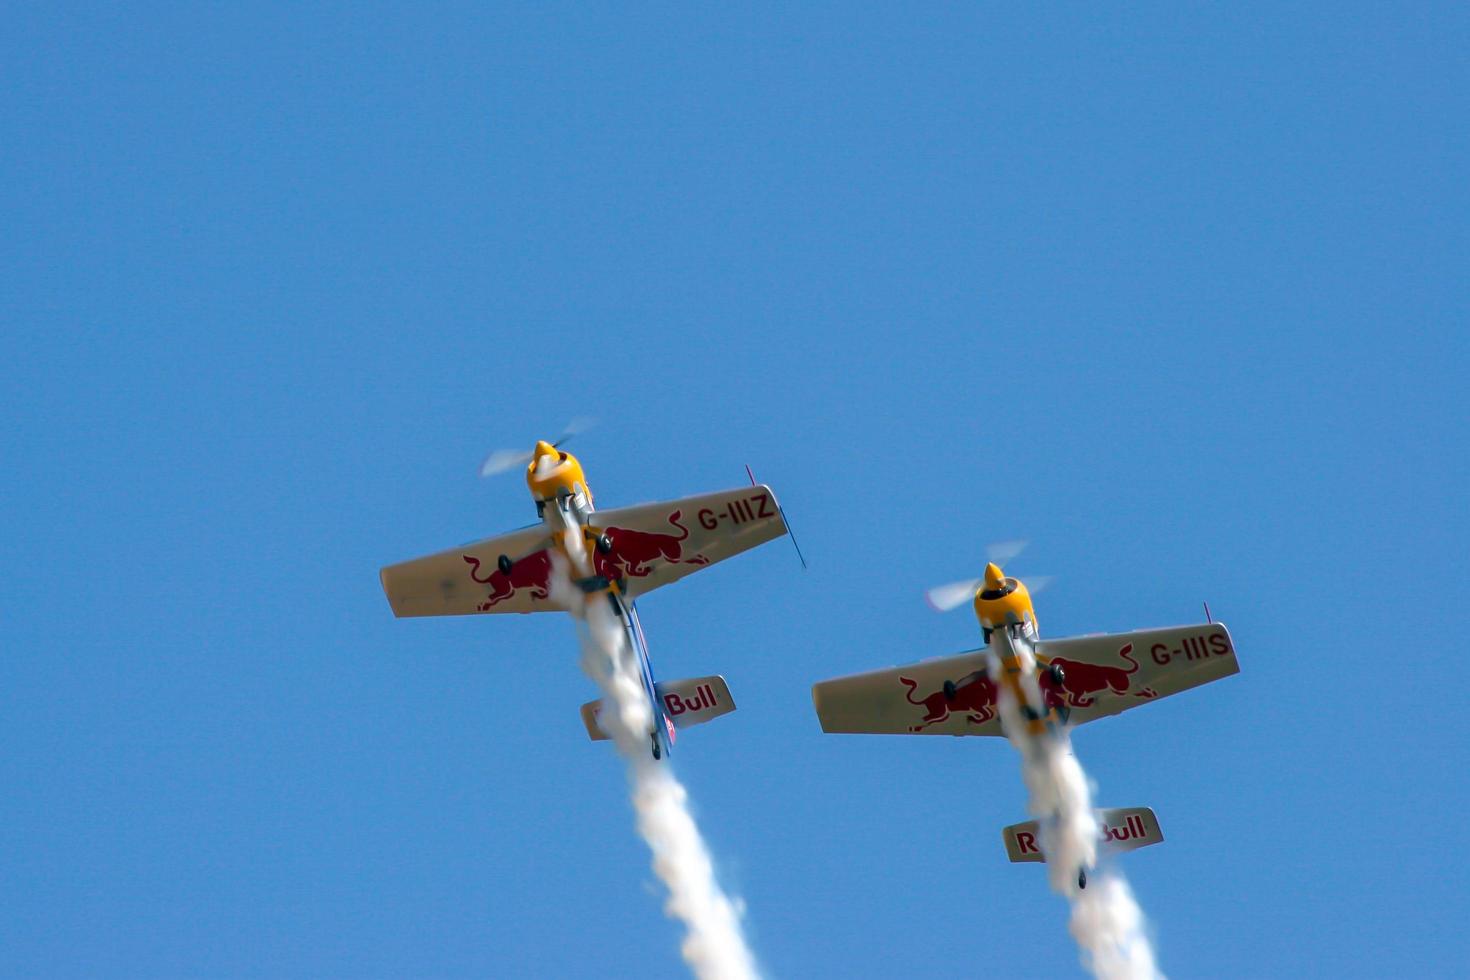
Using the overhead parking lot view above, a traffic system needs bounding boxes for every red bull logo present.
[1014,813,1153,856]
[1038,643,1158,708]
[592,510,710,581]
[900,671,997,731]
[463,549,552,611]
[900,642,1161,730]
[663,683,719,717]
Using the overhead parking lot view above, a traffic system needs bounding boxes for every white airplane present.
[380,440,791,759]
[811,561,1240,882]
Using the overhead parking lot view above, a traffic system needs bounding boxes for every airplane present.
[380,440,791,760]
[810,559,1239,885]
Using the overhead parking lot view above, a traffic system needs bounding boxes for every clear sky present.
[3,4,1466,977]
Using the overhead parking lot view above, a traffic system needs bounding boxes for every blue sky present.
[3,3,1466,977]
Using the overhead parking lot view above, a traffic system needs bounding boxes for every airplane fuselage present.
[973,563,1065,737]
[529,444,672,759]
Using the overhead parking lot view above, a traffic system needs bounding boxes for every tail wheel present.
[596,533,613,554]
[1078,868,1087,889]
[1048,663,1066,686]
[651,734,662,760]
[497,554,513,575]
[943,680,958,702]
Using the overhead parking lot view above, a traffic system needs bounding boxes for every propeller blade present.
[555,416,596,444]
[1021,575,1054,594]
[986,539,1029,566]
[479,419,597,478]
[925,578,982,612]
[479,448,533,477]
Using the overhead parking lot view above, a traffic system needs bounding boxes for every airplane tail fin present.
[580,675,736,742]
[1001,807,1164,863]
[579,699,614,741]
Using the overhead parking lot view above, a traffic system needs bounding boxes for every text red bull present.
[663,684,720,717]
[1015,814,1152,856]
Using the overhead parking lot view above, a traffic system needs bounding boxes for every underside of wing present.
[1037,623,1240,726]
[812,623,1239,736]
[379,525,561,617]
[812,649,1006,737]
[588,485,788,600]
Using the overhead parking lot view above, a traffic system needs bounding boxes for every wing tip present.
[378,564,414,618]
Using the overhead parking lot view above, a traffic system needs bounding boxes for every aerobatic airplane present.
[380,440,790,760]
[811,559,1239,884]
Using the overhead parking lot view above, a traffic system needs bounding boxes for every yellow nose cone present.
[983,562,1006,590]
[525,440,589,503]
[526,441,560,494]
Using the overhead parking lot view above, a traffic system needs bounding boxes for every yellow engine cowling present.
[972,562,1038,634]
[525,441,591,503]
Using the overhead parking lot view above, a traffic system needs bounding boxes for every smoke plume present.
[551,526,760,980]
[989,643,1163,980]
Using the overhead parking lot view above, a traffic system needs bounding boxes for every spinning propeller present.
[924,540,1053,612]
[479,418,596,477]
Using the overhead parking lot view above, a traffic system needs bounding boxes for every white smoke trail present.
[989,642,1163,980]
[550,525,760,980]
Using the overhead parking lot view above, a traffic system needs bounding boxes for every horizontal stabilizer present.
[655,675,735,730]
[579,700,613,741]
[1002,807,1164,863]
[579,675,735,742]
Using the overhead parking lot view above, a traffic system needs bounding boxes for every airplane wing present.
[812,623,1239,736]
[1034,623,1240,725]
[587,484,788,601]
[379,484,788,617]
[812,647,999,736]
[380,525,561,617]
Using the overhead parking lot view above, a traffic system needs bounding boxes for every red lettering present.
[1208,633,1229,656]
[1151,643,1171,666]
[698,508,718,530]
[754,493,774,519]
[1017,831,1039,854]
[664,693,686,716]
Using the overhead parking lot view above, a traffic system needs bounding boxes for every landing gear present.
[943,680,958,701]
[596,532,613,555]
[497,554,513,575]
[1078,868,1088,889]
[1048,663,1066,686]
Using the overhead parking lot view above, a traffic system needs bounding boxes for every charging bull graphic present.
[1038,643,1158,708]
[592,510,710,580]
[900,671,999,731]
[464,549,552,611]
